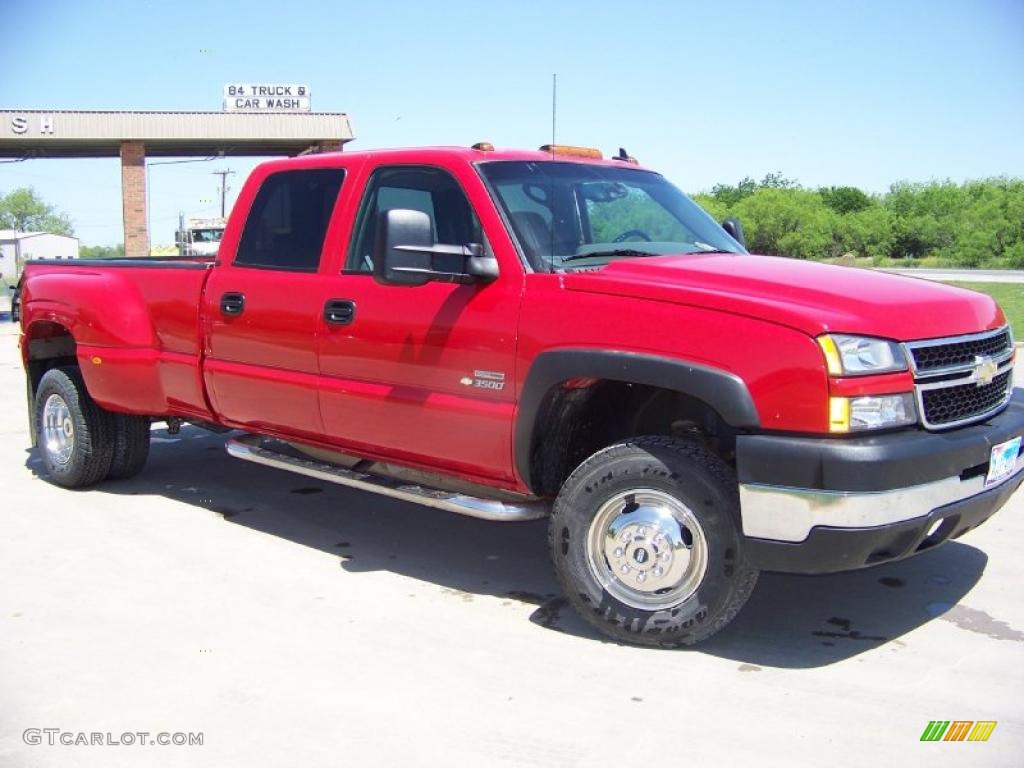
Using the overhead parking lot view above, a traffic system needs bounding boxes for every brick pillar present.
[317,140,343,153]
[120,141,149,256]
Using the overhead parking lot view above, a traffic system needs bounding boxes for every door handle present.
[220,292,245,316]
[324,299,356,325]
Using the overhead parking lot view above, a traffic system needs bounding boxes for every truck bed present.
[20,257,215,420]
[25,257,215,268]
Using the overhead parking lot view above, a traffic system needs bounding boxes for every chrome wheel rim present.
[42,394,75,466]
[586,488,709,610]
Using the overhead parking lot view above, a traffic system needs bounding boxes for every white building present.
[0,231,80,284]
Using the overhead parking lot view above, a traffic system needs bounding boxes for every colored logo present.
[920,721,997,742]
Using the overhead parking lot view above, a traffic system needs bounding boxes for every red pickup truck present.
[19,145,1023,646]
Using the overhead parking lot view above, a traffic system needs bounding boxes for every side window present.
[347,166,487,272]
[235,168,345,271]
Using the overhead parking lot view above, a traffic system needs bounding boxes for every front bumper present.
[737,389,1024,573]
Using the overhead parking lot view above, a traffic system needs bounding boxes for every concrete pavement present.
[0,318,1022,767]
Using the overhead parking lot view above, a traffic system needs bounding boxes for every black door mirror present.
[374,209,434,286]
[373,208,499,287]
[722,216,746,249]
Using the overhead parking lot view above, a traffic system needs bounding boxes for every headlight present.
[817,334,908,376]
[829,393,917,432]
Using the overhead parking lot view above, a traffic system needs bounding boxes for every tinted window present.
[235,169,345,271]
[479,161,744,271]
[347,166,486,272]
[586,187,688,242]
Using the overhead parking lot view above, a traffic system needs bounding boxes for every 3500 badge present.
[459,370,506,391]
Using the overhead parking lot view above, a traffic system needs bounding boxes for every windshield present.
[192,228,223,243]
[478,161,744,271]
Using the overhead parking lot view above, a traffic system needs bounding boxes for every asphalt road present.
[877,268,1024,283]
[1,317,1022,767]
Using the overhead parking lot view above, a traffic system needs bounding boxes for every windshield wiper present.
[560,249,660,263]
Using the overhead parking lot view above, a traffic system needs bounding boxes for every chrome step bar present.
[226,434,549,522]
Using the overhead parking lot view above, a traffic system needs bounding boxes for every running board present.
[226,435,549,522]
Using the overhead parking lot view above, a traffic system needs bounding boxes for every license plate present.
[986,436,1022,487]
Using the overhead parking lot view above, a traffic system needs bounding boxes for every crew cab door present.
[202,167,346,438]
[316,161,523,483]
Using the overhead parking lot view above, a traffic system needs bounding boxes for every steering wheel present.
[613,229,652,243]
[523,184,551,206]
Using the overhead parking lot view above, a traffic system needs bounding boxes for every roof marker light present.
[538,144,602,159]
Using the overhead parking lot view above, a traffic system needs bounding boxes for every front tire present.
[35,367,115,488]
[549,436,758,647]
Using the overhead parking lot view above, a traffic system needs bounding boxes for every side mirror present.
[722,217,746,249]
[374,209,434,286]
[373,208,499,287]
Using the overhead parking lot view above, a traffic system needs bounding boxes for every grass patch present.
[943,282,1024,339]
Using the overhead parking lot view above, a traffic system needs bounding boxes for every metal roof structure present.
[0,230,78,241]
[0,110,355,158]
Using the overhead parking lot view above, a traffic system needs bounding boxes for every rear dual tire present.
[107,413,151,480]
[549,436,758,647]
[34,367,150,488]
[36,368,115,488]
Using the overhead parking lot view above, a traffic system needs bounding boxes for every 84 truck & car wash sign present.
[223,84,311,112]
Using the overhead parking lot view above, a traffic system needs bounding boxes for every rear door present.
[316,160,524,483]
[202,166,346,439]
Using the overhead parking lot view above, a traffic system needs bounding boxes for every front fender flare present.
[513,349,760,491]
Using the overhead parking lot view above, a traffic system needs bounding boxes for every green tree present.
[691,193,729,223]
[819,186,874,214]
[0,187,73,235]
[708,172,797,208]
[80,243,125,259]
[835,205,893,259]
[692,173,1024,266]
[710,177,758,207]
[759,171,798,190]
[885,181,959,260]
[732,188,838,259]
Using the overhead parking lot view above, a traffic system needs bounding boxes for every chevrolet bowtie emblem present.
[973,355,998,387]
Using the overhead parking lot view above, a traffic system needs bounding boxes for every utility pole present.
[212,168,235,218]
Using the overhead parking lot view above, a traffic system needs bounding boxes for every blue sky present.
[2,0,1022,246]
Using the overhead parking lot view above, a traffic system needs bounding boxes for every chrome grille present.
[905,327,1015,430]
[909,329,1011,373]
[920,371,1012,427]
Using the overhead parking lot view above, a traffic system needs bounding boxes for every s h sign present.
[9,115,55,136]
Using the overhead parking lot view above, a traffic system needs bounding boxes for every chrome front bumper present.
[734,389,1024,573]
[740,451,1024,543]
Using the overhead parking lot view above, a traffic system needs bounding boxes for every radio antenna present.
[551,73,557,153]
[549,73,557,265]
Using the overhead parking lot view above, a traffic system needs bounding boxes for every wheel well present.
[24,321,78,398]
[528,380,738,497]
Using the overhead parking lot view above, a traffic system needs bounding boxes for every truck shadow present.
[25,424,991,669]
[701,544,988,668]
